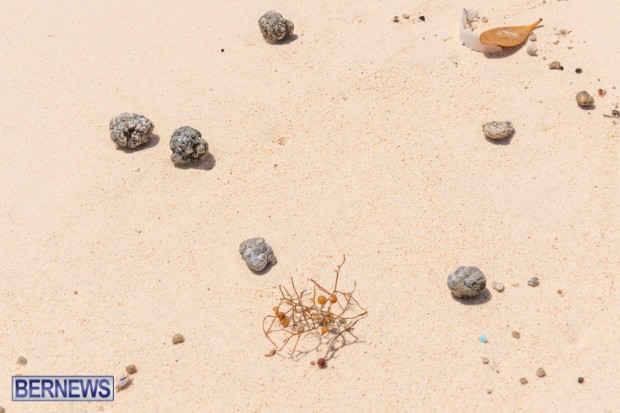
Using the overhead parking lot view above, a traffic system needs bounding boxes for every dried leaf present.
[480,18,542,47]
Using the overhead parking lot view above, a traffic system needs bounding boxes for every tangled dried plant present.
[263,255,367,367]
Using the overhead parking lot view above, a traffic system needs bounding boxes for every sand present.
[1,0,619,411]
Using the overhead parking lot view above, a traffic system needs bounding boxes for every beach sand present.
[1,0,618,411]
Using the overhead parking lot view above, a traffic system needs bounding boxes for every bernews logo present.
[12,376,114,402]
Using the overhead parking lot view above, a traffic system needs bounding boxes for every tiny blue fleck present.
[479,335,487,343]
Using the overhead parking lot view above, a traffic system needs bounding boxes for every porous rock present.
[109,113,154,149]
[447,266,486,298]
[239,237,277,271]
[258,11,294,43]
[170,126,209,164]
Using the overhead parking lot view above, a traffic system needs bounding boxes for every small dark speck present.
[575,67,582,73]
[221,49,224,53]
[419,16,426,22]
[578,377,585,383]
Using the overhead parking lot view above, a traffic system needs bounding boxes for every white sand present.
[1,0,619,411]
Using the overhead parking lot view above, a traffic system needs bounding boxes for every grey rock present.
[536,367,546,377]
[528,277,540,287]
[447,266,486,298]
[109,113,154,149]
[169,126,208,164]
[239,237,277,271]
[258,11,294,43]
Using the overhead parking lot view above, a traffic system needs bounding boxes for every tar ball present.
[447,266,486,298]
[239,237,277,272]
[258,11,294,43]
[109,113,154,149]
[169,126,209,164]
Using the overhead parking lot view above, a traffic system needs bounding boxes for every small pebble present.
[520,377,528,385]
[528,277,540,287]
[511,282,520,287]
[418,16,425,22]
[239,237,277,272]
[549,61,563,70]
[317,358,327,368]
[492,281,505,292]
[392,16,399,23]
[529,32,537,41]
[172,333,185,345]
[482,357,489,364]
[437,32,452,41]
[486,389,493,394]
[536,367,546,377]
[575,67,582,73]
[512,331,521,339]
[402,14,410,19]
[479,335,488,343]
[482,121,514,140]
[576,91,595,108]
[16,356,27,366]
[126,364,137,374]
[480,16,488,23]
[557,289,564,295]
[0,406,4,413]
[526,43,538,56]
[578,376,584,383]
